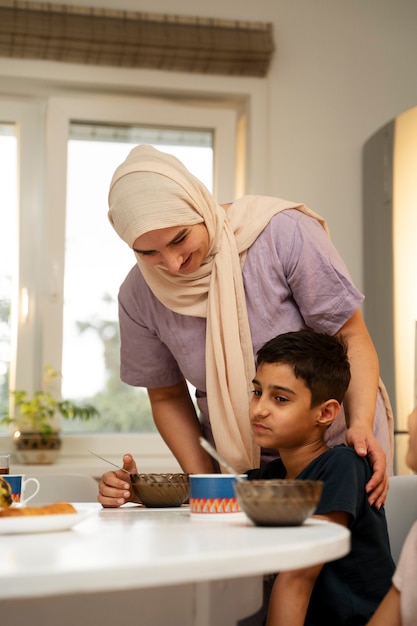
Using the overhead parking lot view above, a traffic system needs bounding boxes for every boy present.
[246,329,395,626]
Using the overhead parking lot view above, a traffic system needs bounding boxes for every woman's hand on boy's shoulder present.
[346,427,388,509]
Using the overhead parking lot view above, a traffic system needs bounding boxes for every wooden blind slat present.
[0,1,275,77]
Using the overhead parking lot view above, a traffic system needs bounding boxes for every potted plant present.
[1,366,99,464]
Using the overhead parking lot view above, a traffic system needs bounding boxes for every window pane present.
[0,125,17,424]
[62,125,213,432]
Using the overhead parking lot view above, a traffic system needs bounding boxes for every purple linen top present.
[118,209,392,466]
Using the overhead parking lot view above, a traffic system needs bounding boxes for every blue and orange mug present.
[3,474,40,506]
[189,473,247,516]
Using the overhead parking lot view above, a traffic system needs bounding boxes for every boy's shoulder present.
[324,444,356,460]
[319,443,365,462]
[307,446,372,518]
[246,445,372,482]
[302,445,372,482]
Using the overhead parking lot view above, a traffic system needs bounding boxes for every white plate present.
[0,508,93,535]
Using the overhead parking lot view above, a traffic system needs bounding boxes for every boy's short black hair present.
[256,329,351,407]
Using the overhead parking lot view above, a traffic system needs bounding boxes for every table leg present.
[194,576,263,626]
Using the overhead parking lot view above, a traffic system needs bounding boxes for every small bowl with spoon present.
[88,450,189,508]
[198,438,323,526]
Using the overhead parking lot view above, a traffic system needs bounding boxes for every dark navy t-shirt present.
[246,445,395,625]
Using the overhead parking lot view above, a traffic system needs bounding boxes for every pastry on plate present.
[0,502,77,517]
[0,475,13,508]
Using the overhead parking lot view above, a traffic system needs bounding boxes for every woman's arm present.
[148,380,214,473]
[98,380,214,507]
[337,308,388,507]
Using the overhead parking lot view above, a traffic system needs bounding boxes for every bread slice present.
[0,502,77,517]
[0,475,13,508]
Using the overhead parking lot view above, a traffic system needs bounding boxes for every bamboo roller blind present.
[0,1,275,76]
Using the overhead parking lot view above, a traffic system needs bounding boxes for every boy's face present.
[250,362,322,450]
[406,406,417,473]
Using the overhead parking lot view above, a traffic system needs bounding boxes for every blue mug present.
[3,474,40,505]
[189,473,247,515]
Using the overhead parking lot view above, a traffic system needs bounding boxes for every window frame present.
[0,97,46,392]
[43,92,238,373]
[0,62,268,473]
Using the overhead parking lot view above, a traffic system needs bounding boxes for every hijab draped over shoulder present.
[108,145,329,472]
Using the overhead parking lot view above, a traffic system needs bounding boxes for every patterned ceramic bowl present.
[234,479,323,526]
[130,473,189,508]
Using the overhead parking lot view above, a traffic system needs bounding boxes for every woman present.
[99,144,393,508]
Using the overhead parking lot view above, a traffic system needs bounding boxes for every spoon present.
[199,437,245,481]
[88,450,131,474]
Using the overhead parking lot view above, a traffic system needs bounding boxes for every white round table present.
[0,503,350,626]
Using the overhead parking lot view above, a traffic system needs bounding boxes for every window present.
[0,124,17,419]
[0,99,46,432]
[62,123,214,433]
[0,92,240,465]
[0,50,267,470]
[43,96,237,441]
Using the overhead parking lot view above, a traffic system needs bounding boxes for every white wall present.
[12,0,417,292]
[266,0,417,286]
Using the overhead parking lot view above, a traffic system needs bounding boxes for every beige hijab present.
[108,145,329,472]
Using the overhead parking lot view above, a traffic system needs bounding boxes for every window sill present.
[0,433,182,478]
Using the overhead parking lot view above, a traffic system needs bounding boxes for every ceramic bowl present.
[130,473,189,508]
[234,479,323,526]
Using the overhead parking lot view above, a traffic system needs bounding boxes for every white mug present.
[3,474,40,506]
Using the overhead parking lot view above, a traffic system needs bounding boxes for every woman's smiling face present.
[132,223,209,274]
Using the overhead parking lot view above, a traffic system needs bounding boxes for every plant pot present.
[13,431,62,465]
